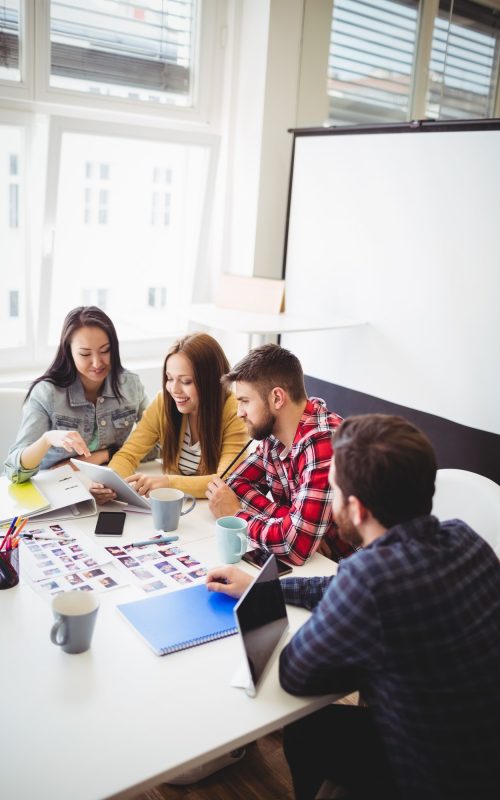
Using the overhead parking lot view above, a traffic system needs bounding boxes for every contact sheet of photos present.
[22,524,125,596]
[104,541,208,594]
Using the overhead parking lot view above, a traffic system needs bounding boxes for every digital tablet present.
[70,459,151,511]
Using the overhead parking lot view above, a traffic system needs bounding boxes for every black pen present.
[219,440,253,480]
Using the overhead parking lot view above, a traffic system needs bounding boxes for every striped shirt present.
[177,422,201,476]
[279,516,500,799]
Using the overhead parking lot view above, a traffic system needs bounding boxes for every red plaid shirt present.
[227,398,355,565]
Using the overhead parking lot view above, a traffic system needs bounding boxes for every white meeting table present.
[1,499,339,800]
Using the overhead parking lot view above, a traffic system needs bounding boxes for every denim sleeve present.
[4,391,49,483]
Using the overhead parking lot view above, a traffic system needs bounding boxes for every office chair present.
[0,388,26,474]
[432,468,500,557]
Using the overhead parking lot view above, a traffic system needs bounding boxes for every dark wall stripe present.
[306,375,500,485]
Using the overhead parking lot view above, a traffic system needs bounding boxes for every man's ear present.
[269,387,286,410]
[347,495,369,527]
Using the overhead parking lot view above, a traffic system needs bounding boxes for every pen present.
[218,440,253,480]
[130,535,180,548]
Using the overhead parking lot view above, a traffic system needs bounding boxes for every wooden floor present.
[134,730,295,800]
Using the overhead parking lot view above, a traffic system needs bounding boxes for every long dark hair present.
[27,306,124,400]
[162,333,230,474]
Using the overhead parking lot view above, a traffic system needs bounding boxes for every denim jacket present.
[5,370,151,483]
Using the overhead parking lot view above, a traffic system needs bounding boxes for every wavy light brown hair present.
[161,333,230,474]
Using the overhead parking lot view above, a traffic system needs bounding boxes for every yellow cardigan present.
[109,391,248,498]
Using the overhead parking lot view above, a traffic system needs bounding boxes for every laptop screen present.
[233,554,289,696]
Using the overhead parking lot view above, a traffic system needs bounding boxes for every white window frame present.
[38,115,220,366]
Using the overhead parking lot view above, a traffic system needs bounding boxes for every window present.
[49,0,199,108]
[0,122,27,350]
[0,0,20,82]
[328,0,419,124]
[426,0,500,120]
[327,0,500,124]
[44,124,212,349]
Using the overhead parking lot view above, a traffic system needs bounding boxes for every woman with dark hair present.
[5,306,151,483]
[93,332,248,501]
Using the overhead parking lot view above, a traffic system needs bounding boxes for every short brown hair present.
[162,333,230,474]
[333,414,437,528]
[222,343,306,403]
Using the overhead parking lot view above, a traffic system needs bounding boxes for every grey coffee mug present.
[50,591,99,654]
[149,488,196,532]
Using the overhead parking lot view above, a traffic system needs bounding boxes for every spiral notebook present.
[117,584,238,656]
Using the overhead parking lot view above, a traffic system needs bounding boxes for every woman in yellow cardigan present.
[92,333,248,501]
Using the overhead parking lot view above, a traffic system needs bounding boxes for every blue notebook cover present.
[117,585,238,656]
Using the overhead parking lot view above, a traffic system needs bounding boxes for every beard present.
[246,408,276,441]
[334,503,363,548]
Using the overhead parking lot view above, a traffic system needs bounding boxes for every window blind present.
[328,0,419,125]
[50,0,197,100]
[426,0,500,119]
[0,0,20,72]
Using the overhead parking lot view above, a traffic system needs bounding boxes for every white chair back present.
[0,388,27,473]
[432,468,500,557]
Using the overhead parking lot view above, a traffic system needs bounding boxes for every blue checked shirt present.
[279,516,500,799]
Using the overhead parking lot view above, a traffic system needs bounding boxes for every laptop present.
[231,554,289,697]
[70,459,151,512]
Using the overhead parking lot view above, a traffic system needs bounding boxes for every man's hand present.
[126,473,169,497]
[206,476,242,518]
[206,565,253,598]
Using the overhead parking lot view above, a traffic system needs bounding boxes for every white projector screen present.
[282,121,500,436]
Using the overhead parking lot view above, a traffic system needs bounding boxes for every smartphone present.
[94,511,126,537]
[242,547,293,576]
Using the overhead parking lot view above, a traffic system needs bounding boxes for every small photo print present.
[69,544,82,553]
[60,556,75,566]
[77,584,93,592]
[40,580,61,591]
[176,554,200,568]
[171,573,193,585]
[43,567,61,576]
[105,546,126,557]
[51,548,65,556]
[158,546,181,556]
[83,557,98,568]
[65,573,83,586]
[155,561,177,576]
[117,556,140,569]
[82,568,104,579]
[34,551,50,561]
[142,580,165,593]
[188,567,207,579]
[131,567,154,581]
[49,524,64,533]
[134,552,159,563]
[98,576,118,589]
[26,544,41,551]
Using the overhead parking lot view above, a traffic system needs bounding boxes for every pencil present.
[219,440,253,480]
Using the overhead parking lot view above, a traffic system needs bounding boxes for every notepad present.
[0,477,50,525]
[117,585,238,656]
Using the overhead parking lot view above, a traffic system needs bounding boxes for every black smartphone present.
[242,547,293,576]
[94,511,126,536]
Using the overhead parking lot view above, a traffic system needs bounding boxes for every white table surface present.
[187,303,365,346]
[1,497,338,800]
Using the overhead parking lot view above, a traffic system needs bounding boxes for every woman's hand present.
[89,482,117,505]
[206,566,253,598]
[44,430,90,458]
[125,473,169,497]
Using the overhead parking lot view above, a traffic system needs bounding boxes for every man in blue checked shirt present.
[207,414,500,800]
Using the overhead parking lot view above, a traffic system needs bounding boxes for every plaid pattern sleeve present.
[281,575,334,610]
[228,430,337,565]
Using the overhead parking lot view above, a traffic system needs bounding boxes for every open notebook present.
[231,554,289,697]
